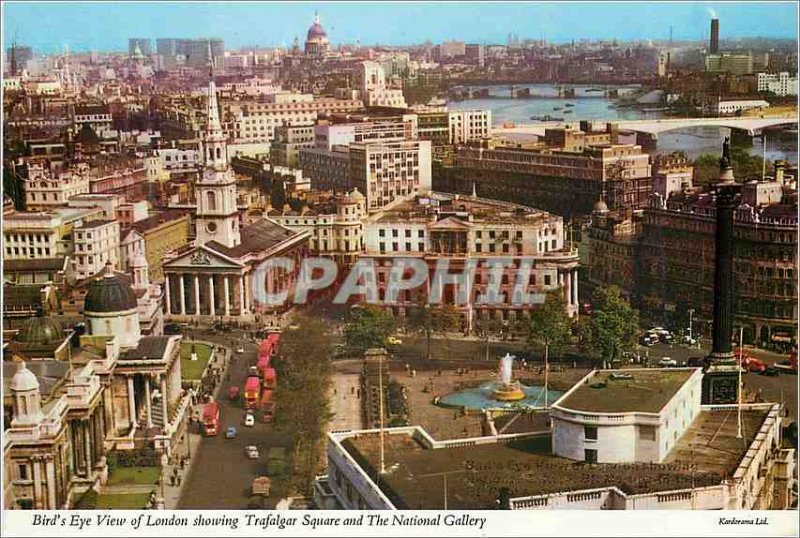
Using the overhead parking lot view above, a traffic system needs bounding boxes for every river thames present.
[449,84,798,163]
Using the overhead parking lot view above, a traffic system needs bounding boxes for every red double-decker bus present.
[260,389,275,423]
[244,376,261,409]
[202,400,220,436]
[262,367,276,390]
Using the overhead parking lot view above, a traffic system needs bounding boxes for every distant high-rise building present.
[710,18,719,54]
[128,38,153,57]
[7,45,33,74]
[155,38,223,70]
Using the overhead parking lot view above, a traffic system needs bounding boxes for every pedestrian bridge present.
[494,116,798,138]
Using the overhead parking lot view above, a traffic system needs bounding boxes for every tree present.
[273,315,334,496]
[585,286,640,369]
[344,305,396,354]
[269,176,286,209]
[406,295,461,360]
[528,289,573,359]
[429,304,462,361]
[474,316,504,361]
[693,146,765,187]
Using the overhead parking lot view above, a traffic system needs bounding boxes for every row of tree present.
[272,315,333,496]
[343,286,641,369]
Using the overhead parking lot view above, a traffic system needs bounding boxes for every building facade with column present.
[162,74,310,319]
[361,192,580,328]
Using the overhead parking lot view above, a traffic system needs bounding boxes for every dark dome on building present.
[84,262,137,313]
[14,311,64,345]
[307,14,328,40]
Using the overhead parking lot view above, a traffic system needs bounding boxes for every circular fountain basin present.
[437,381,564,411]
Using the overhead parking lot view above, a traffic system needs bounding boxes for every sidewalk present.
[160,345,232,509]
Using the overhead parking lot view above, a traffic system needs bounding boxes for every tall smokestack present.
[710,18,720,54]
[702,137,742,405]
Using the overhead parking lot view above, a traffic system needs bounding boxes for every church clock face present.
[206,222,217,234]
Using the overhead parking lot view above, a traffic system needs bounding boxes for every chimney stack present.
[710,18,720,54]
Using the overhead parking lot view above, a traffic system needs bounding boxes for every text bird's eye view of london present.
[0,1,798,536]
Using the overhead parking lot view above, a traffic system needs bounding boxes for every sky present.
[3,1,798,54]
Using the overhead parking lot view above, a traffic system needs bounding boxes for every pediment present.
[162,245,243,270]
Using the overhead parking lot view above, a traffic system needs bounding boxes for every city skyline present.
[3,1,799,54]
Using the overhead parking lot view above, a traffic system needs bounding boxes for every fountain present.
[436,353,563,411]
[492,354,526,401]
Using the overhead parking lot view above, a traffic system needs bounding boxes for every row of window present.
[6,246,51,257]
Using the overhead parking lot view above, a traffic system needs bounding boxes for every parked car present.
[658,357,678,367]
[225,427,238,439]
[244,412,255,427]
[682,335,698,346]
[245,445,259,459]
[659,332,674,344]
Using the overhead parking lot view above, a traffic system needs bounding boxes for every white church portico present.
[163,246,247,317]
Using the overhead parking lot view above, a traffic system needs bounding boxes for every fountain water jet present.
[492,353,526,401]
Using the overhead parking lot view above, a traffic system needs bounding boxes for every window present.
[584,449,597,463]
[18,464,28,480]
[544,275,551,286]
[584,426,598,440]
[639,425,656,441]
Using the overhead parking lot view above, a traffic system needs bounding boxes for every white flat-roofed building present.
[72,219,121,280]
[550,368,703,464]
[448,109,492,144]
[316,402,791,510]
[711,99,770,116]
[757,72,798,96]
[3,207,104,261]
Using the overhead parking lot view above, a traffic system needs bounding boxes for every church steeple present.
[195,48,241,249]
[203,46,227,170]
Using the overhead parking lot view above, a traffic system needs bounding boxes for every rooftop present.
[342,432,722,510]
[120,336,174,361]
[554,369,696,414]
[206,218,303,259]
[665,406,771,478]
[370,192,555,225]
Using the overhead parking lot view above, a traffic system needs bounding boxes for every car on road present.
[244,412,255,427]
[640,333,658,347]
[237,345,245,354]
[658,357,678,367]
[225,427,238,439]
[687,357,707,368]
[164,324,183,335]
[743,356,766,373]
[386,336,402,346]
[245,445,259,459]
[682,335,698,346]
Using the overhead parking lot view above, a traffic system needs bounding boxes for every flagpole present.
[737,326,743,439]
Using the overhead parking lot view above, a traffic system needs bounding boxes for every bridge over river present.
[493,116,798,138]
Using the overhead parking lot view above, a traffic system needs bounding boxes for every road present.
[177,331,291,509]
